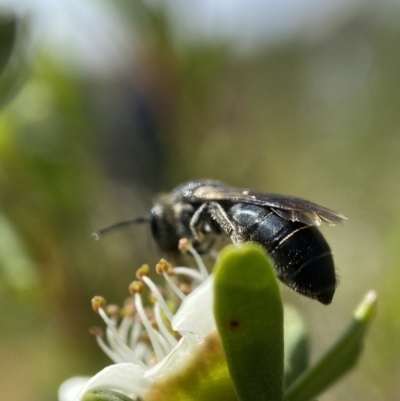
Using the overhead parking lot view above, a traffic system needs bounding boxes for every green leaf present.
[83,389,134,401]
[283,306,310,388]
[285,290,377,401]
[213,244,284,401]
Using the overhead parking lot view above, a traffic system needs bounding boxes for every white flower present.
[58,377,92,401]
[58,240,218,401]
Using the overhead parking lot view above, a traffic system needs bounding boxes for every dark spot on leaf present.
[229,320,240,329]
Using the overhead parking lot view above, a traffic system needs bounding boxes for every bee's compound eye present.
[150,204,180,252]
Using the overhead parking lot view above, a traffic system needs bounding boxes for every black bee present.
[96,180,346,304]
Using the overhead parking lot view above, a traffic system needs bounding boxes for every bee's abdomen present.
[230,204,337,304]
[267,223,336,304]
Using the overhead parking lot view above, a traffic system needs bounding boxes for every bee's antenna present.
[92,218,151,240]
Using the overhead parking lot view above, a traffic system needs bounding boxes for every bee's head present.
[150,201,180,252]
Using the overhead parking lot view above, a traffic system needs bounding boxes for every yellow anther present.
[129,280,145,295]
[136,264,151,279]
[155,258,174,275]
[106,304,120,318]
[91,296,106,313]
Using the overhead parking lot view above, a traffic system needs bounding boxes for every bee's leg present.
[207,202,243,246]
[190,202,242,246]
[189,203,209,242]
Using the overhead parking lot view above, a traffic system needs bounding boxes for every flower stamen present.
[154,302,178,348]
[86,243,215,395]
[136,264,151,279]
[156,259,186,301]
[172,266,204,282]
[91,296,106,313]
[89,327,129,365]
[129,317,143,350]
[139,276,174,322]
[92,296,147,366]
[130,280,166,362]
[179,238,208,279]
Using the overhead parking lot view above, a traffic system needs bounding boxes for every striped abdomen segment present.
[229,203,337,304]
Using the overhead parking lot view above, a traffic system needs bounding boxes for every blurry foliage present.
[0,12,16,75]
[0,2,399,401]
[0,11,29,110]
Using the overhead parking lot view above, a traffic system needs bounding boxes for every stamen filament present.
[143,346,154,366]
[162,272,186,300]
[98,308,146,364]
[134,293,165,362]
[187,246,209,279]
[179,239,209,279]
[141,276,174,322]
[156,331,173,355]
[103,325,149,367]
[172,267,204,282]
[94,334,127,364]
[105,326,120,354]
[119,316,133,344]
[90,249,211,373]
[133,342,148,360]
[104,326,143,367]
[154,302,178,348]
[91,328,147,368]
[129,319,142,350]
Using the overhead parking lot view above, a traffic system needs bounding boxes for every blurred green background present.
[0,1,399,400]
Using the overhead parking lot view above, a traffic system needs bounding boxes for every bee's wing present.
[186,186,347,226]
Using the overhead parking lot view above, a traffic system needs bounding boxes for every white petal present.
[58,377,90,401]
[145,334,201,381]
[76,363,152,400]
[172,275,215,338]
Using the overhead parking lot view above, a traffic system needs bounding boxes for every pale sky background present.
[0,0,364,75]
